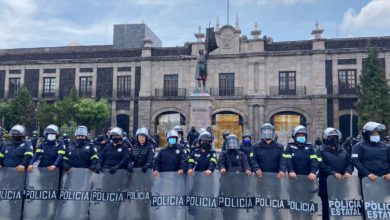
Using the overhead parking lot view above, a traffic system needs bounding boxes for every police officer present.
[250,123,286,178]
[62,126,100,173]
[221,130,230,151]
[0,125,33,173]
[352,122,390,181]
[153,130,186,176]
[174,125,191,155]
[314,137,322,151]
[28,124,65,172]
[122,131,132,147]
[187,126,199,147]
[187,131,217,176]
[284,125,318,181]
[99,127,129,174]
[31,130,39,151]
[218,134,252,176]
[317,127,353,220]
[240,132,253,159]
[127,127,154,173]
[61,133,71,149]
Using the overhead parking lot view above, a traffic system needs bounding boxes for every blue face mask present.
[168,137,177,145]
[243,139,251,145]
[370,135,380,143]
[296,136,306,144]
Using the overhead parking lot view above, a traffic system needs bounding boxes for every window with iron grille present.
[117,76,131,97]
[219,73,234,96]
[43,77,56,96]
[338,69,357,94]
[163,74,178,96]
[9,78,21,97]
[79,76,93,96]
[279,71,296,95]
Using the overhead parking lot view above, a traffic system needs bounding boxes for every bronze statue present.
[195,49,207,90]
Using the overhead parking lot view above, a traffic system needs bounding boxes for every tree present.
[356,48,390,129]
[0,102,10,128]
[57,87,79,126]
[37,100,57,129]
[6,86,36,132]
[75,98,110,135]
[60,120,78,139]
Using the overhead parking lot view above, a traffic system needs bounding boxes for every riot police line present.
[0,121,389,219]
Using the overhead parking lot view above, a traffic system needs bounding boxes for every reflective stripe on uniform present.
[282,154,292,158]
[24,152,34,157]
[210,158,217,164]
[310,154,317,159]
[188,158,195,164]
[57,150,65,155]
[317,157,322,162]
[0,153,4,158]
[36,149,42,153]
[63,156,69,160]
[249,152,254,158]
[351,154,358,158]
[91,155,99,160]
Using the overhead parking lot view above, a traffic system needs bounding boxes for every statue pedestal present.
[189,91,212,129]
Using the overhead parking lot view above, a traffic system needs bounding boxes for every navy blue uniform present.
[99,142,129,169]
[240,142,253,159]
[351,140,390,178]
[128,142,154,169]
[187,148,217,172]
[284,143,318,175]
[30,140,65,167]
[251,140,286,173]
[0,141,33,167]
[218,150,251,172]
[153,145,186,172]
[317,144,354,220]
[63,141,99,168]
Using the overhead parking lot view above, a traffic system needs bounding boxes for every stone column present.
[188,96,212,129]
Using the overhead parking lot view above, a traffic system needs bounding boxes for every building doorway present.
[155,111,186,147]
[270,111,306,145]
[212,111,243,150]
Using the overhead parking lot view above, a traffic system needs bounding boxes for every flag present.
[205,27,218,55]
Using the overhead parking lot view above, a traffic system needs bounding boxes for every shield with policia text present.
[23,168,60,220]
[55,168,93,220]
[327,176,363,220]
[125,168,154,220]
[150,172,186,220]
[0,167,25,220]
[186,171,220,220]
[89,169,128,220]
[362,177,390,220]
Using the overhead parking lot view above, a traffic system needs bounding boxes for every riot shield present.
[0,167,25,220]
[252,172,290,220]
[186,171,220,220]
[23,168,60,220]
[55,168,93,220]
[362,177,390,220]
[218,172,255,220]
[287,175,321,220]
[124,168,153,220]
[150,172,186,220]
[327,176,363,220]
[89,169,128,220]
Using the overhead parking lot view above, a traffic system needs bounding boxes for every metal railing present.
[209,87,244,97]
[269,86,306,96]
[155,88,186,97]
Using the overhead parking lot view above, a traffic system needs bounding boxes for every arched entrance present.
[212,111,243,150]
[270,111,306,145]
[339,114,358,141]
[155,111,186,147]
[116,114,130,133]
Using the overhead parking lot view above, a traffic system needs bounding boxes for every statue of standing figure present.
[195,49,208,90]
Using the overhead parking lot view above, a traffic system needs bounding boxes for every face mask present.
[76,139,87,146]
[168,137,177,145]
[326,138,338,147]
[243,139,251,145]
[112,137,122,143]
[200,142,211,150]
[191,128,196,132]
[370,135,380,143]
[13,136,23,143]
[296,136,306,144]
[47,134,56,141]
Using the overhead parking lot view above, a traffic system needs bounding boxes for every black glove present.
[94,163,101,174]
[109,165,119,174]
[142,165,148,173]
[127,164,134,173]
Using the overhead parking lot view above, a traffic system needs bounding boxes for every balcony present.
[40,92,58,100]
[327,86,357,95]
[269,86,306,96]
[209,87,244,97]
[79,90,93,98]
[155,88,186,98]
[111,89,137,100]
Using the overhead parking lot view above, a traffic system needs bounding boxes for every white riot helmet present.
[74,126,88,137]
[10,125,27,137]
[260,123,276,140]
[43,124,60,136]
[226,134,240,150]
[110,127,123,138]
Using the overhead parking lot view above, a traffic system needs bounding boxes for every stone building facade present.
[0,22,389,148]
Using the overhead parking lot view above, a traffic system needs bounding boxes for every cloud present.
[233,0,316,6]
[340,0,390,37]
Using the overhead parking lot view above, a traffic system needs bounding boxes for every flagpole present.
[227,0,230,25]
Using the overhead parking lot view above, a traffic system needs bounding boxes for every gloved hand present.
[127,164,134,173]
[142,165,148,173]
[94,163,101,174]
[109,166,119,174]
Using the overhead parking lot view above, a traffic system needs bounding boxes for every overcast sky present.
[0,0,389,49]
